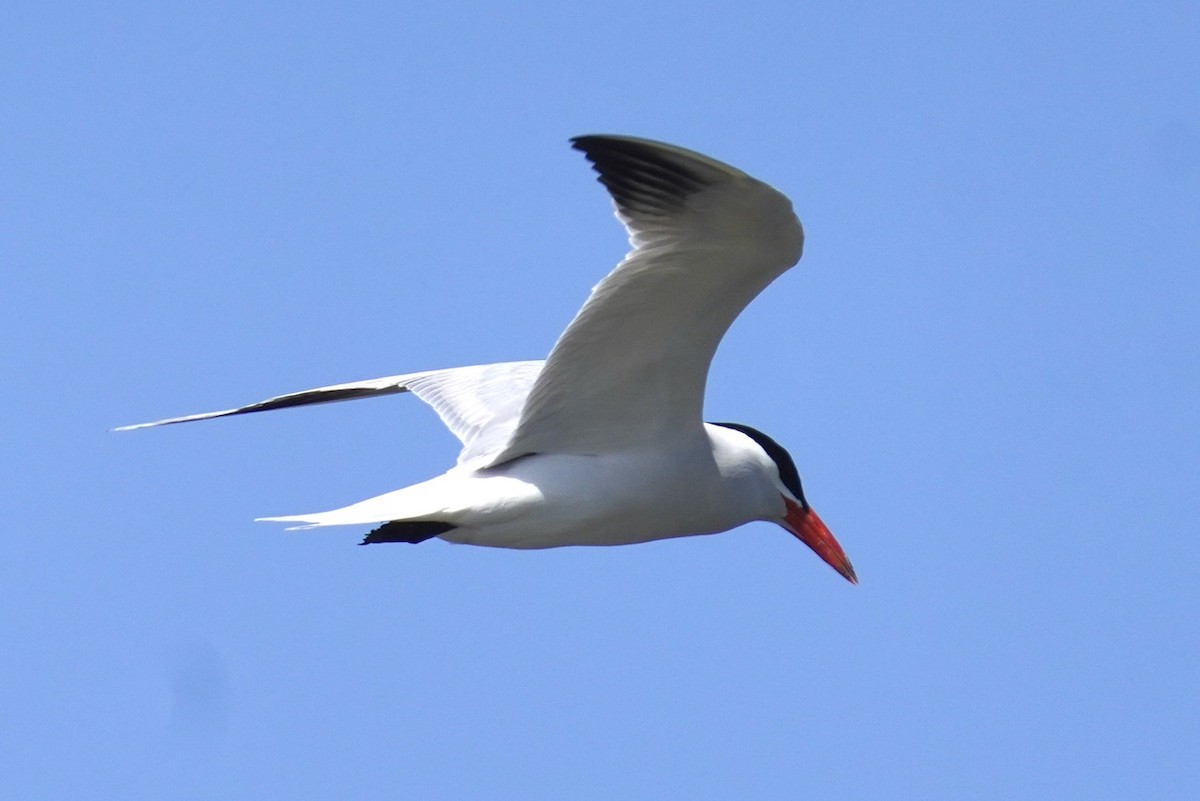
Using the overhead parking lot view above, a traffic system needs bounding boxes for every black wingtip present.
[570,135,715,217]
[360,520,454,545]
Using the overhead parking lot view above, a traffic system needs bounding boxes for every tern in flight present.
[120,135,857,583]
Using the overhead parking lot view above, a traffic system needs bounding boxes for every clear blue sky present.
[3,2,1197,799]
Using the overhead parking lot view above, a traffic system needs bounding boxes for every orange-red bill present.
[782,499,857,584]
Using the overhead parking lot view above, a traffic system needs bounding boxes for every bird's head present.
[711,422,857,584]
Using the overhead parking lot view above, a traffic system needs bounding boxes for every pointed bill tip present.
[782,500,858,585]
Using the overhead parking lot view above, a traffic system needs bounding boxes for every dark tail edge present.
[360,520,455,545]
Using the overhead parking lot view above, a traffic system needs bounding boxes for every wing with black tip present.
[116,360,544,467]
[490,135,804,462]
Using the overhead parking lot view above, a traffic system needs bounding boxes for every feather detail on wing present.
[488,135,804,463]
[116,360,544,466]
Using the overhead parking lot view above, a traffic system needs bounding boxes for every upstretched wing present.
[489,135,804,462]
[116,360,544,466]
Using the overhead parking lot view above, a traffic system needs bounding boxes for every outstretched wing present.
[489,135,804,462]
[116,360,544,466]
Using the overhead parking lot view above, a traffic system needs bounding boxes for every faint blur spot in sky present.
[164,637,232,751]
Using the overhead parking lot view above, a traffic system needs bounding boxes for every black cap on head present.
[710,422,808,509]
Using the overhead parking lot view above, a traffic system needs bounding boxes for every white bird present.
[119,135,857,583]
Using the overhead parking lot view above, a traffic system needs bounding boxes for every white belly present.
[258,426,782,548]
[439,446,757,549]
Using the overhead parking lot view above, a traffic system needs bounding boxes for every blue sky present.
[3,2,1198,798]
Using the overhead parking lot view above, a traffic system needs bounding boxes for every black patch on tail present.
[360,520,455,545]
